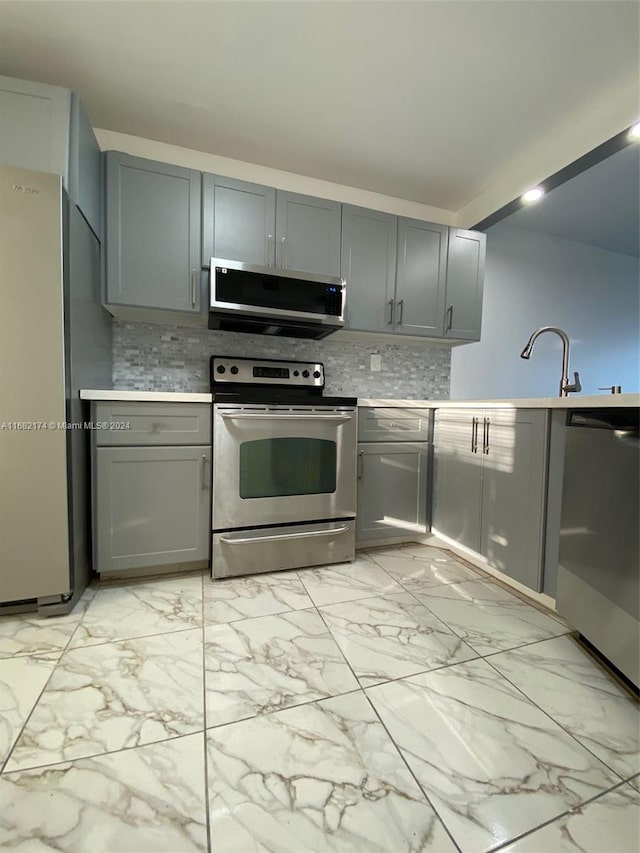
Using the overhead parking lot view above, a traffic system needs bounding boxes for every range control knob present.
[302,369,310,378]
[313,370,321,379]
[230,365,239,375]
[293,370,299,377]
[216,365,226,374]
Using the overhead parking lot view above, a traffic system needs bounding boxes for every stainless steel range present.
[210,356,357,579]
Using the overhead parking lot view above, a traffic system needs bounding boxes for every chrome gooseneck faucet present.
[520,326,581,397]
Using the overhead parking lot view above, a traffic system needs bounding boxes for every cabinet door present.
[95,445,210,574]
[444,228,486,341]
[357,442,428,542]
[202,174,276,267]
[480,409,548,591]
[68,94,102,239]
[105,152,201,312]
[432,409,483,551]
[0,76,71,184]
[395,217,448,337]
[275,190,342,276]
[341,205,396,332]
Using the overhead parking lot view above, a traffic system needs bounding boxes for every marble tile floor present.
[0,543,638,852]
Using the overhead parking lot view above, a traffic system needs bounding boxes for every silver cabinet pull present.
[446,305,453,332]
[201,454,208,490]
[483,417,490,454]
[357,450,364,480]
[220,412,353,422]
[267,234,274,267]
[387,298,394,325]
[471,417,479,453]
[220,526,349,546]
[191,269,197,306]
[280,236,287,269]
[397,298,404,325]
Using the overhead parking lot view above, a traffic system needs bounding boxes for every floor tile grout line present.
[483,653,631,784]
[203,687,365,735]
[63,622,206,652]
[401,583,571,659]
[201,570,212,853]
[488,775,640,852]
[1,727,207,778]
[1,646,67,776]
[360,688,464,853]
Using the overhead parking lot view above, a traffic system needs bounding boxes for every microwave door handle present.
[220,413,353,422]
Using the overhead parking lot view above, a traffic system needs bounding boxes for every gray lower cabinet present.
[432,408,548,591]
[95,446,210,574]
[202,174,276,266]
[443,228,486,341]
[0,75,102,238]
[92,402,211,576]
[356,407,431,544]
[105,152,202,313]
[357,442,429,542]
[341,205,397,333]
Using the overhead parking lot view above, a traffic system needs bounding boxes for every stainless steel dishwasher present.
[556,407,639,687]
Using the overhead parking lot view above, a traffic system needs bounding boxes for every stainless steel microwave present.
[208,258,346,339]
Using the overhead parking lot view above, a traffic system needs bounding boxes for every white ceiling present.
[0,1,638,214]
[504,142,640,257]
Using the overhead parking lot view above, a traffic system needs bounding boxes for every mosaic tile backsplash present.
[112,321,451,399]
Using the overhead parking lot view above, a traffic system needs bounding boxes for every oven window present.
[239,437,336,498]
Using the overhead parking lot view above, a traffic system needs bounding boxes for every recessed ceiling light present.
[521,187,545,204]
[629,121,640,139]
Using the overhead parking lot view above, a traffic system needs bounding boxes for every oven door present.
[212,404,357,530]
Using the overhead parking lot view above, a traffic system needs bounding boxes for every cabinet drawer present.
[93,402,211,446]
[358,407,432,442]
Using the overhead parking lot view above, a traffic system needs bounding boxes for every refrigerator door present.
[0,166,71,602]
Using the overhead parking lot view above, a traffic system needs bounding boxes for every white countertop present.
[80,390,213,403]
[358,393,639,409]
[80,389,639,409]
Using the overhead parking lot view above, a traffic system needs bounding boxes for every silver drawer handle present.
[191,269,197,306]
[201,455,208,490]
[220,413,352,422]
[220,526,349,546]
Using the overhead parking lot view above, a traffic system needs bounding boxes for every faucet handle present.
[570,371,581,393]
[563,371,582,394]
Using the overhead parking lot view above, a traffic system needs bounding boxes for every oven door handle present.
[219,525,349,545]
[219,413,353,422]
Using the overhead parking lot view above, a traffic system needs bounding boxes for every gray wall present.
[113,322,452,399]
[451,223,640,399]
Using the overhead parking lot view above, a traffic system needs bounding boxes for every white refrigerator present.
[0,165,112,613]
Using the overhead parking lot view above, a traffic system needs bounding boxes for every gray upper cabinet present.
[341,205,397,333]
[202,174,276,267]
[444,228,486,341]
[275,190,342,277]
[105,152,201,313]
[0,76,102,238]
[395,218,448,337]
